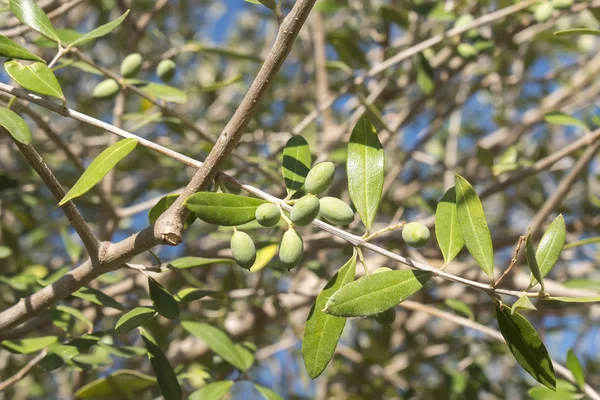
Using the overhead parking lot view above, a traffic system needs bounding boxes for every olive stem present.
[363,222,406,242]
[278,204,294,228]
[357,247,369,275]
[493,235,527,288]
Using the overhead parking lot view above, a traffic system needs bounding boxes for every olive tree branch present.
[0,349,49,393]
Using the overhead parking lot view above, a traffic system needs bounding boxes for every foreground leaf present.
[10,0,59,41]
[566,349,585,390]
[435,187,464,265]
[324,270,432,317]
[303,253,356,379]
[0,106,31,144]
[281,135,311,195]
[184,192,267,226]
[115,307,156,334]
[347,115,384,232]
[167,256,234,269]
[5,60,64,100]
[2,336,58,353]
[0,34,44,62]
[188,381,234,400]
[495,304,555,390]
[455,174,494,279]
[74,369,157,398]
[69,10,130,47]
[181,321,248,371]
[141,329,182,400]
[148,277,179,319]
[59,138,138,205]
[530,214,565,287]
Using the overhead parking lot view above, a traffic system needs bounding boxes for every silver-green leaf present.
[435,187,464,265]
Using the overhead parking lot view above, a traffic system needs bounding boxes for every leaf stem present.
[494,235,527,288]
[363,222,406,242]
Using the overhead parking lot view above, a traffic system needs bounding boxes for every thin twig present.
[494,235,527,288]
[0,349,48,393]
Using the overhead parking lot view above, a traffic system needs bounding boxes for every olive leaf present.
[148,194,196,229]
[184,192,267,226]
[72,286,126,311]
[73,369,157,398]
[495,304,555,390]
[282,135,311,195]
[148,277,180,320]
[511,295,537,315]
[0,106,32,144]
[530,214,565,287]
[0,34,44,62]
[188,381,234,400]
[525,234,544,292]
[115,307,156,334]
[544,112,589,132]
[141,329,182,400]
[2,336,58,354]
[10,0,59,42]
[59,138,138,205]
[347,115,384,232]
[167,256,234,269]
[324,270,432,317]
[554,28,600,36]
[566,349,585,390]
[5,60,65,101]
[69,10,130,48]
[435,187,464,265]
[255,383,283,400]
[127,80,188,104]
[303,253,356,379]
[455,174,494,279]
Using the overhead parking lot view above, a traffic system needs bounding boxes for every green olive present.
[120,53,143,78]
[279,229,303,270]
[230,230,256,269]
[157,59,177,83]
[402,222,430,248]
[304,162,335,195]
[255,203,281,227]
[290,194,320,226]
[319,197,354,226]
[92,79,120,100]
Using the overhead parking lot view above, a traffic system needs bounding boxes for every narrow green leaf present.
[511,295,537,315]
[115,307,156,334]
[33,28,83,48]
[416,53,435,95]
[74,370,156,398]
[347,115,384,231]
[302,253,356,379]
[60,227,82,264]
[526,234,544,292]
[5,60,64,100]
[495,304,556,390]
[69,10,129,47]
[59,138,138,205]
[98,343,146,359]
[444,299,473,320]
[2,336,58,353]
[141,329,182,400]
[528,387,577,400]
[281,135,311,195]
[10,0,59,41]
[181,321,248,371]
[0,106,31,144]
[167,256,234,269]
[554,28,600,36]
[245,0,277,10]
[255,383,283,400]
[176,289,219,304]
[435,187,464,265]
[530,214,565,287]
[235,342,256,371]
[148,194,196,229]
[564,236,600,249]
[566,349,585,390]
[324,270,432,317]
[127,80,188,103]
[544,296,600,303]
[544,112,589,131]
[0,33,44,61]
[249,244,279,272]
[188,381,234,400]
[148,277,179,320]
[454,174,494,279]
[39,343,80,371]
[54,305,93,333]
[184,192,267,226]
[563,280,600,291]
[72,286,126,311]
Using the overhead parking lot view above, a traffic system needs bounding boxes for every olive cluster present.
[230,161,355,271]
[92,53,177,100]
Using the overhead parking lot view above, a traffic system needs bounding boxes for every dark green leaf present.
[73,286,126,311]
[324,270,432,317]
[141,329,183,400]
[255,383,283,400]
[148,277,180,319]
[184,192,267,226]
[526,234,544,291]
[181,321,248,371]
[39,343,79,371]
[167,256,234,269]
[148,194,196,229]
[0,34,44,62]
[281,135,311,195]
[54,305,93,333]
[303,253,356,378]
[554,28,600,36]
[98,343,146,359]
[347,115,384,232]
[176,288,220,304]
[188,381,234,400]
[59,138,138,205]
[435,187,464,265]
[530,214,565,287]
[74,369,157,398]
[495,304,555,390]
[115,307,156,334]
[455,174,494,279]
[5,60,64,100]
[416,53,435,95]
[566,349,585,390]
[2,336,58,353]
[10,0,59,41]
[69,10,129,47]
[0,106,31,144]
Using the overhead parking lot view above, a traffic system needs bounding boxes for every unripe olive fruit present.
[373,267,392,274]
[402,222,430,248]
[92,79,120,100]
[304,162,335,195]
[157,59,177,83]
[374,308,396,326]
[120,53,143,78]
[230,231,256,269]
[319,197,354,226]
[290,194,320,226]
[279,229,303,270]
[255,203,280,227]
